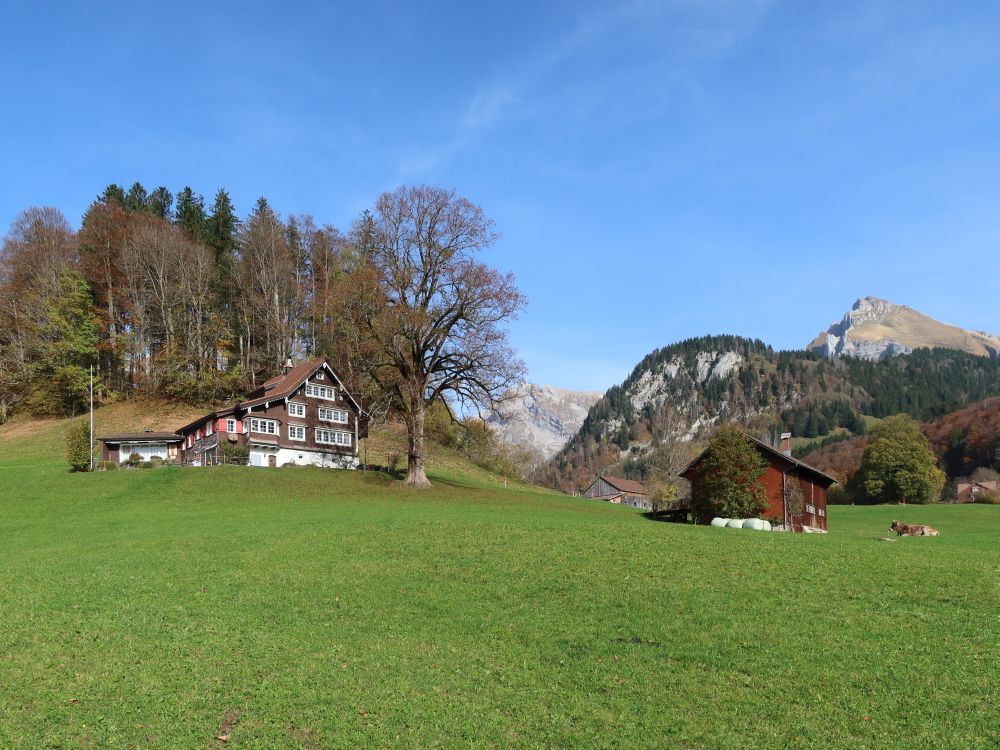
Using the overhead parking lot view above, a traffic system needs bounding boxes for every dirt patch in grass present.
[215,708,243,744]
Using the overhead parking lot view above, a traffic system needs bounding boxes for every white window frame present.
[318,406,349,424]
[288,424,306,442]
[314,372,325,380]
[206,421,213,436]
[315,428,352,447]
[288,401,306,418]
[305,383,335,400]
[250,418,279,435]
[226,419,236,433]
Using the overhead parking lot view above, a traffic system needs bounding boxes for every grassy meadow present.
[1,408,998,749]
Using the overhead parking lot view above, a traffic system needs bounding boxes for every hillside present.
[803,396,1000,487]
[487,383,602,461]
[0,401,525,490]
[1,420,998,748]
[809,296,1000,360]
[540,335,1000,492]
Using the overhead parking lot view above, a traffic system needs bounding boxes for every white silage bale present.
[742,518,765,531]
[726,518,744,529]
[710,517,729,528]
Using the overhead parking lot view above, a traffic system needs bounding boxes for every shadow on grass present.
[641,508,693,524]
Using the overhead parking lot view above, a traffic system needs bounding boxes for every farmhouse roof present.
[679,431,837,487]
[98,432,184,442]
[599,476,648,495]
[240,357,362,412]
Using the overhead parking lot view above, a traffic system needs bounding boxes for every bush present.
[140,461,154,469]
[65,420,92,472]
[974,489,1000,504]
[97,460,118,471]
[219,443,250,466]
[387,451,403,472]
[150,455,164,467]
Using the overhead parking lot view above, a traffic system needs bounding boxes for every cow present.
[890,520,940,537]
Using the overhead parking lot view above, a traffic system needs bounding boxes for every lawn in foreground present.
[1,464,997,749]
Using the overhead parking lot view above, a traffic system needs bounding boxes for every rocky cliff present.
[809,296,1000,360]
[488,384,602,461]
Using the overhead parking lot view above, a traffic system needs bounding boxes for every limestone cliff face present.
[809,297,1000,361]
[488,384,602,461]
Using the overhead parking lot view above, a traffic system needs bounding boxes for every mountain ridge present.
[808,296,1000,360]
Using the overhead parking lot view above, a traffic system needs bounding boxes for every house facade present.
[100,357,368,469]
[955,480,997,503]
[583,475,652,510]
[680,432,836,531]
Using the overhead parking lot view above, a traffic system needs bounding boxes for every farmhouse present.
[955,480,997,503]
[680,431,836,531]
[583,475,651,510]
[100,357,368,468]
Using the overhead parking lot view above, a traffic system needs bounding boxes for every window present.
[288,424,306,441]
[315,372,325,380]
[250,418,279,435]
[318,406,349,423]
[288,402,306,418]
[226,419,236,433]
[316,428,351,446]
[305,383,335,400]
[206,421,213,436]
[806,504,816,514]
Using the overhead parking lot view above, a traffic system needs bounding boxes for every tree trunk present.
[404,399,431,488]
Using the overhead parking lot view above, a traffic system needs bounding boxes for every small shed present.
[956,480,997,503]
[99,432,183,464]
[583,475,651,510]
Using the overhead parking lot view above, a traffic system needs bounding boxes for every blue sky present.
[3,1,999,391]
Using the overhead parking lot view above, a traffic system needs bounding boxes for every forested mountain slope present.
[803,396,1000,487]
[539,335,1000,492]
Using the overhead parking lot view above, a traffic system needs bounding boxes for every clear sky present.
[3,1,999,392]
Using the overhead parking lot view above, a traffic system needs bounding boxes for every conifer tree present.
[174,186,207,241]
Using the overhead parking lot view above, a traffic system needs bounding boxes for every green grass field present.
[1,411,998,749]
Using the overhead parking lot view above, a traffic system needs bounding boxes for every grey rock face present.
[488,384,602,460]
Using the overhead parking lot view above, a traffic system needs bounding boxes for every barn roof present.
[594,475,648,495]
[680,431,837,487]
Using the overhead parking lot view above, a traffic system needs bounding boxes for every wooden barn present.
[583,476,651,510]
[680,432,836,531]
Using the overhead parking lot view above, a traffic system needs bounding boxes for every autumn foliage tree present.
[689,425,769,520]
[348,186,526,487]
[856,414,946,503]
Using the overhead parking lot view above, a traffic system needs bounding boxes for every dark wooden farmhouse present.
[955,480,997,503]
[100,357,368,469]
[583,475,651,510]
[680,431,836,531]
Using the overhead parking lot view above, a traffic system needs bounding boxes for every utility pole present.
[89,365,94,472]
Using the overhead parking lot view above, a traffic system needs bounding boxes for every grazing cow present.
[890,520,940,537]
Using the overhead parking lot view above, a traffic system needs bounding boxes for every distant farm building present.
[680,432,836,532]
[955,480,997,503]
[583,476,651,510]
[99,432,183,464]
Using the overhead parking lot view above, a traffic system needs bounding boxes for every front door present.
[268,454,276,468]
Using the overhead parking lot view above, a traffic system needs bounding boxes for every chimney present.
[780,432,792,456]
[283,357,293,375]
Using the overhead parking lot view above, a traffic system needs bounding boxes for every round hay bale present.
[726,518,744,529]
[710,517,729,528]
[742,518,765,531]
[762,520,772,531]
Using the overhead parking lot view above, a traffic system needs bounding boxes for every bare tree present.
[350,186,527,487]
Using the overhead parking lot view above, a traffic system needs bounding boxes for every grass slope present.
[1,415,998,749]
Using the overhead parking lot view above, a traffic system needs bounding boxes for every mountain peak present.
[809,298,1000,360]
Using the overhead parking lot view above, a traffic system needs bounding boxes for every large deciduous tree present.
[689,426,769,520]
[856,414,945,503]
[351,185,526,487]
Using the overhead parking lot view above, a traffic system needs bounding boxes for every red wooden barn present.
[680,432,836,531]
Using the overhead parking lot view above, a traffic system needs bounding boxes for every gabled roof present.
[240,357,362,412]
[99,432,184,442]
[598,475,648,495]
[680,431,837,487]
